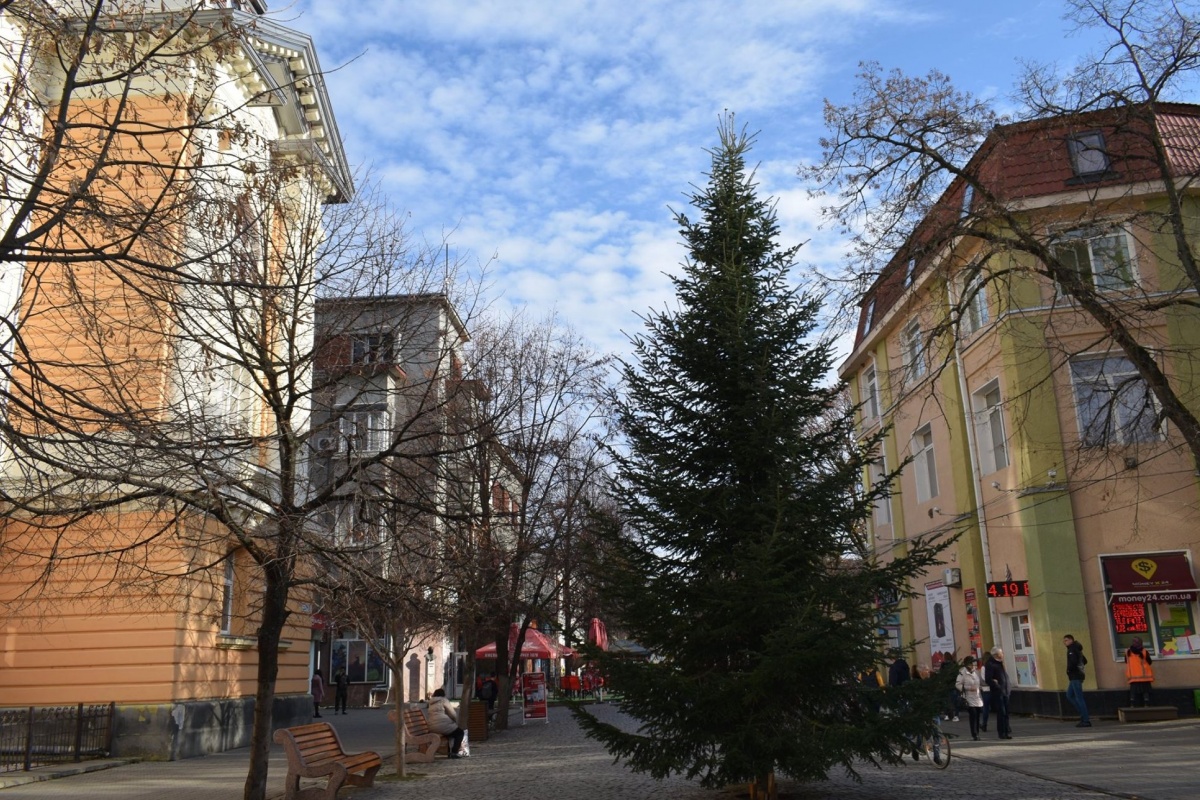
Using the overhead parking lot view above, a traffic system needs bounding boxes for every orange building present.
[0,2,352,758]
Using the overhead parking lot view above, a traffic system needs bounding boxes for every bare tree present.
[804,0,1200,465]
[442,311,610,729]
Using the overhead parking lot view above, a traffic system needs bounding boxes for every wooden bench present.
[274,722,382,800]
[387,706,447,763]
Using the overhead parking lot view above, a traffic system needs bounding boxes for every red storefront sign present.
[1105,553,1198,602]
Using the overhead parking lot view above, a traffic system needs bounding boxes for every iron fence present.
[0,703,115,773]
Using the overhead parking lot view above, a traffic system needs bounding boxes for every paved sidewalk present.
[1,704,1198,799]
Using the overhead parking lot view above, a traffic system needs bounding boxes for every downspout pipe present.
[948,283,1002,653]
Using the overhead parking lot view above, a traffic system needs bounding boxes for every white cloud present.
[285,0,1106,361]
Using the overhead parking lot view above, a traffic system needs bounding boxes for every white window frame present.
[339,409,391,453]
[901,320,926,381]
[904,258,917,287]
[972,379,1009,474]
[912,424,939,503]
[861,363,880,423]
[1069,355,1162,447]
[1053,226,1136,292]
[1002,612,1040,688]
[961,272,989,335]
[863,298,876,333]
[221,557,235,634]
[961,183,974,218]
[1068,131,1110,176]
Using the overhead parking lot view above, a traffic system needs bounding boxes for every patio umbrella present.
[587,617,609,651]
[475,623,574,659]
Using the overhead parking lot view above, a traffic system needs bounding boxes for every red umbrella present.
[475,623,574,659]
[587,617,609,651]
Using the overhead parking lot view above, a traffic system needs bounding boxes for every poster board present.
[924,581,956,666]
[522,672,547,721]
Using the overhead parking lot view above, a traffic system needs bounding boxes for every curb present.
[0,759,137,790]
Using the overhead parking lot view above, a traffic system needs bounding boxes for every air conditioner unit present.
[315,435,338,452]
[943,568,962,588]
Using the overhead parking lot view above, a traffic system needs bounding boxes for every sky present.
[282,0,1113,359]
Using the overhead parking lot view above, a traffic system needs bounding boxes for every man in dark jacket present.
[888,656,911,687]
[1063,635,1091,727]
[984,647,1012,739]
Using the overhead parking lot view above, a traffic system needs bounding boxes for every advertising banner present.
[521,671,547,721]
[924,581,956,667]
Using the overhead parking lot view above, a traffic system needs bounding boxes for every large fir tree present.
[576,119,949,797]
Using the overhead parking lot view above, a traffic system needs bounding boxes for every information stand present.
[521,671,548,724]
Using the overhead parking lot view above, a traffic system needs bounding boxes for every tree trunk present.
[492,636,512,730]
[243,562,291,800]
[392,621,408,777]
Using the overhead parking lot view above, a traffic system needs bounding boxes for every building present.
[310,294,524,705]
[842,104,1200,715]
[0,1,352,758]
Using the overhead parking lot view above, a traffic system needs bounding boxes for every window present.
[220,556,235,634]
[912,424,939,502]
[1068,132,1110,176]
[972,380,1009,474]
[961,184,974,218]
[863,298,876,333]
[1053,227,1135,291]
[905,258,917,288]
[224,365,255,433]
[1070,356,1161,446]
[961,272,989,334]
[861,364,880,423]
[901,320,926,380]
[1102,553,1198,660]
[1006,612,1040,687]
[335,497,385,545]
[351,333,394,365]
[339,409,391,452]
[871,458,891,527]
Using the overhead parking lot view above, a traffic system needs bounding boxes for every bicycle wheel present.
[929,731,951,769]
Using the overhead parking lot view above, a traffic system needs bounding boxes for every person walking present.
[984,647,1012,739]
[888,655,910,688]
[426,688,466,758]
[978,651,991,732]
[1063,634,1091,726]
[1124,636,1155,707]
[956,655,984,740]
[310,669,325,718]
[333,667,349,714]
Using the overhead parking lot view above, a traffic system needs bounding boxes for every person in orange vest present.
[1124,636,1155,707]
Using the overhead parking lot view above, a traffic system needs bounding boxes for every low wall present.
[110,693,313,760]
[1009,687,1199,719]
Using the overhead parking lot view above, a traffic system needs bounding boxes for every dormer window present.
[1068,132,1110,176]
[863,298,876,333]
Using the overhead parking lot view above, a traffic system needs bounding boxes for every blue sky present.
[286,0,1110,357]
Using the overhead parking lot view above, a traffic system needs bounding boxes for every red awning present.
[1104,553,1198,603]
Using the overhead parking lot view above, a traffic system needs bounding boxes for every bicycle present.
[919,728,951,769]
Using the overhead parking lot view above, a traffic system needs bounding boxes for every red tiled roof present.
[852,104,1200,350]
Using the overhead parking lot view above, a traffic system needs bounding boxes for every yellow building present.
[842,105,1200,717]
[0,1,352,758]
